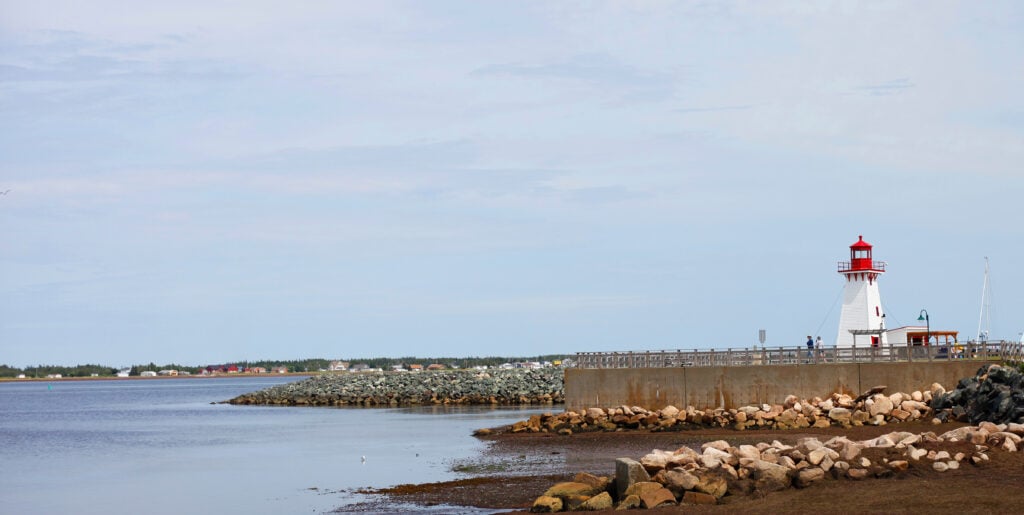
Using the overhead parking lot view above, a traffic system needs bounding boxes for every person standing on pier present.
[806,336,814,361]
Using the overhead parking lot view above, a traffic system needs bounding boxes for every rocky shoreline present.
[227,368,564,406]
[510,363,1024,511]
[529,421,1023,511]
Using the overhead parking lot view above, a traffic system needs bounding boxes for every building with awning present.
[885,326,959,346]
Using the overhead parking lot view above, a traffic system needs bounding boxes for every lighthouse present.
[835,235,887,348]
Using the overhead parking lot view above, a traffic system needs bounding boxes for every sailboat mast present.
[976,257,991,341]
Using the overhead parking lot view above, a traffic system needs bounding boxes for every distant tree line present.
[1,364,118,378]
[0,354,574,378]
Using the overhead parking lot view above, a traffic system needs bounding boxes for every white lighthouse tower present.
[835,235,887,348]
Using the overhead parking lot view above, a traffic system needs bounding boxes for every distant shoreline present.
[0,373,311,382]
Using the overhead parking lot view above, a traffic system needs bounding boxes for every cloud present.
[0,31,248,84]
[855,78,915,96]
[674,104,757,114]
[473,52,677,103]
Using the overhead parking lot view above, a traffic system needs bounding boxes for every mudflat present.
[351,421,1024,513]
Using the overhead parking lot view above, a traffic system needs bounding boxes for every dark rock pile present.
[227,368,564,407]
[931,364,1024,424]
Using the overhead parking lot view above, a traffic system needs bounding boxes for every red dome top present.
[850,235,872,249]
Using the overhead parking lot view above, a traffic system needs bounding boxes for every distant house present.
[349,363,370,372]
[248,367,267,374]
[157,369,178,376]
[408,364,424,372]
[116,368,131,377]
[390,365,406,372]
[329,361,349,372]
[271,366,289,374]
[45,374,62,379]
[16,374,26,379]
[426,364,445,371]
[226,365,240,374]
[140,371,157,377]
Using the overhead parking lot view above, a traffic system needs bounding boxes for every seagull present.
[361,455,366,463]
[0,190,10,195]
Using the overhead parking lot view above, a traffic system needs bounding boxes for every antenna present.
[977,257,991,341]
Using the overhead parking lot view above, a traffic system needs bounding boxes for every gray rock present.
[615,458,650,501]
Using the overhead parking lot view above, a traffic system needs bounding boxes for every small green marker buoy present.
[47,384,52,391]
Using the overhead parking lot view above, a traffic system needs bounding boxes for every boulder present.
[847,468,869,480]
[623,481,664,499]
[869,394,894,417]
[828,407,852,424]
[531,495,563,513]
[693,471,729,498]
[701,447,733,469]
[940,426,974,442]
[660,405,680,419]
[662,469,699,494]
[702,440,731,452]
[682,491,718,505]
[543,482,601,499]
[563,495,590,511]
[807,448,828,465]
[733,444,761,461]
[615,494,641,510]
[614,458,650,501]
[855,385,888,403]
[640,487,677,509]
[573,472,610,493]
[795,467,825,487]
[640,449,674,474]
[745,459,789,484]
[579,491,613,511]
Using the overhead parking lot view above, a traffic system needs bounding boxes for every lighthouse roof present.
[850,235,872,249]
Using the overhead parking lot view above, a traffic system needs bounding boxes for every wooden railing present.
[573,340,1023,369]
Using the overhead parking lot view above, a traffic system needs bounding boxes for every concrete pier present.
[564,360,989,410]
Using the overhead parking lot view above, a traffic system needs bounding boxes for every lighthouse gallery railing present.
[573,340,1023,369]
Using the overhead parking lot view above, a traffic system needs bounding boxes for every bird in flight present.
[0,190,10,195]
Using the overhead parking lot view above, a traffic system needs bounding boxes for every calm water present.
[0,377,549,514]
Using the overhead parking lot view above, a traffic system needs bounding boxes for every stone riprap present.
[931,364,1024,425]
[530,423,1024,511]
[503,384,942,435]
[227,368,564,407]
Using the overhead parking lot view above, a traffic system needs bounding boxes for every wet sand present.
[349,421,1024,513]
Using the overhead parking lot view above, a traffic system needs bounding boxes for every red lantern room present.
[838,235,885,273]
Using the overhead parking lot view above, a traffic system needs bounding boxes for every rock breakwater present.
[530,423,1024,511]
[931,364,1024,425]
[498,384,942,435]
[227,368,564,407]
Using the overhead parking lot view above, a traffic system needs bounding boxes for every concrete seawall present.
[564,360,990,410]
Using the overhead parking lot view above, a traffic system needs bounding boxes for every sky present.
[1,1,1022,367]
